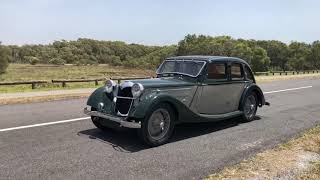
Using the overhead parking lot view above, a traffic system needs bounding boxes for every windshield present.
[157,60,206,77]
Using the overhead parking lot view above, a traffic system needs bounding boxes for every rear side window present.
[207,63,227,80]
[231,63,244,80]
[244,65,254,82]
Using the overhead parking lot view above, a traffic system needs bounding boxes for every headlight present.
[131,83,144,98]
[104,80,116,93]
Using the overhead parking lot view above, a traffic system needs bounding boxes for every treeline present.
[1,35,320,74]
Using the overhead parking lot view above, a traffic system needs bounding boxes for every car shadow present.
[78,116,262,153]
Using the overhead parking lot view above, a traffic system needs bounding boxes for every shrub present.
[49,58,66,65]
[25,56,40,65]
[0,45,10,74]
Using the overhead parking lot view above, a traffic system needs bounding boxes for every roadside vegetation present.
[206,124,320,180]
[1,35,320,75]
[1,35,320,93]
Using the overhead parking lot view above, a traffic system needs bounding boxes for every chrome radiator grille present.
[115,87,133,115]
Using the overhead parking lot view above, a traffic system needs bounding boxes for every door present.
[196,62,246,114]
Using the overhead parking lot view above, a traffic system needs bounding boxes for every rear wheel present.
[138,103,175,147]
[242,92,258,122]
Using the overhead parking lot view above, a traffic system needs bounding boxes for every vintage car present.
[84,56,269,146]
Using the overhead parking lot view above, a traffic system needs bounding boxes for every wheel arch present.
[130,93,187,123]
[239,84,265,111]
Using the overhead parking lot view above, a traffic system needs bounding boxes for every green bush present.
[0,44,11,74]
[49,57,66,65]
[25,56,40,65]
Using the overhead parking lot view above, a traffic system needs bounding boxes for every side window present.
[207,63,227,80]
[231,63,244,80]
[244,65,254,82]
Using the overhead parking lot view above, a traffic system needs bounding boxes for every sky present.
[0,0,319,45]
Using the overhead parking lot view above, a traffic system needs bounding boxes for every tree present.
[0,42,10,74]
[251,47,270,72]
[256,40,289,71]
[288,42,311,70]
[310,41,320,69]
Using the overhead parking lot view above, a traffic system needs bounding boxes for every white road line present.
[0,117,90,132]
[264,85,313,94]
[0,85,314,132]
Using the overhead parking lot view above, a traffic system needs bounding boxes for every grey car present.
[84,56,270,146]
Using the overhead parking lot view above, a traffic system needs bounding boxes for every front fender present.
[87,87,113,111]
[239,83,265,110]
[130,92,194,121]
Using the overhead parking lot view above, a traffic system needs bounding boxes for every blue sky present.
[0,0,319,45]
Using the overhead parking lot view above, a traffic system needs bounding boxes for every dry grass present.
[0,64,154,93]
[0,64,154,81]
[256,73,320,83]
[205,125,320,180]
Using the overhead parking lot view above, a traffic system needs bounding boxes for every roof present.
[166,55,249,65]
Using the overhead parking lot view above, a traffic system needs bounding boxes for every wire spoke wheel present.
[147,108,171,141]
[244,94,257,119]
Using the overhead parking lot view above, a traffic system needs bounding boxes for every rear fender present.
[239,84,265,110]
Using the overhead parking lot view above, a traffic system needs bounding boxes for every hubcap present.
[244,95,257,119]
[147,108,170,140]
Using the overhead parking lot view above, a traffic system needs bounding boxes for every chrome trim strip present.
[116,96,135,100]
[152,88,191,92]
[156,59,207,77]
[84,107,141,128]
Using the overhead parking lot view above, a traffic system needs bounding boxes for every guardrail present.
[0,77,152,89]
[254,70,320,76]
[0,80,48,89]
[0,70,319,90]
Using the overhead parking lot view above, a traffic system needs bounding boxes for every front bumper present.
[83,107,141,128]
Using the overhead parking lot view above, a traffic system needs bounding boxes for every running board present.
[199,111,243,120]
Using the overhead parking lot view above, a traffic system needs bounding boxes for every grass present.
[0,64,154,93]
[255,73,320,83]
[205,124,320,180]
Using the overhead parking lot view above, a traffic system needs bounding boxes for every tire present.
[138,103,176,147]
[91,107,115,131]
[241,92,258,122]
[91,116,112,131]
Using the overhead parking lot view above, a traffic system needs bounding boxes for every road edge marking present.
[0,117,90,132]
[264,86,312,94]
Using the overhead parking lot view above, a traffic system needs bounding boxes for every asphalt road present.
[1,78,320,180]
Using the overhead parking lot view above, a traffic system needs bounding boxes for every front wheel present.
[138,103,175,147]
[242,92,258,122]
[91,116,111,131]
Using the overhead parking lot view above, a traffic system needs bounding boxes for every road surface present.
[0,78,320,179]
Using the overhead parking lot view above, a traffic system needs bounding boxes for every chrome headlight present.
[104,80,116,93]
[131,83,144,98]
